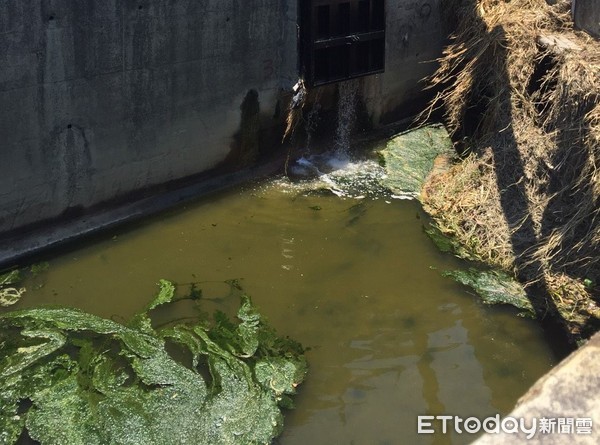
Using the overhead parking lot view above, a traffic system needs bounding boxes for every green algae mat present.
[379,124,453,199]
[442,269,535,316]
[0,280,307,445]
[380,127,536,317]
[0,271,25,308]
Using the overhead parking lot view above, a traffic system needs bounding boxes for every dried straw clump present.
[544,271,600,338]
[422,149,516,271]
[423,0,600,338]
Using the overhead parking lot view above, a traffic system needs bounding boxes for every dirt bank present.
[421,0,600,343]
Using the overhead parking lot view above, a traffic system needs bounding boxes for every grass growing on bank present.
[421,0,600,342]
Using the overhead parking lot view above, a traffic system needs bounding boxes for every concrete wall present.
[364,0,444,124]
[473,332,600,444]
[0,0,444,242]
[0,0,298,234]
[573,0,600,38]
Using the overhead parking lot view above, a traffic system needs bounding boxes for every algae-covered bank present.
[0,280,307,444]
[416,0,600,343]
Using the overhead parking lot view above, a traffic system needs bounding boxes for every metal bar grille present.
[300,0,386,86]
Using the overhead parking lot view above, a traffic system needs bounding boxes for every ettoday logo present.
[417,415,593,439]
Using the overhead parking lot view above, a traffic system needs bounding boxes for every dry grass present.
[422,0,600,340]
[545,272,600,338]
[423,150,516,270]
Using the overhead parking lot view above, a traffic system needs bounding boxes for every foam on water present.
[280,152,389,199]
[281,78,417,201]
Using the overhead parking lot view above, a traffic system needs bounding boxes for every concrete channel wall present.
[573,0,600,38]
[0,0,444,262]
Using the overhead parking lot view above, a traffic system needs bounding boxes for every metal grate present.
[300,0,386,86]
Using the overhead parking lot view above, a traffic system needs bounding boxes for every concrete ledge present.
[473,332,600,443]
[0,159,283,269]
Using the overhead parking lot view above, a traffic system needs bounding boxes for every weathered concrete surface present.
[0,0,445,264]
[0,0,296,235]
[573,0,600,38]
[363,0,446,124]
[473,332,600,444]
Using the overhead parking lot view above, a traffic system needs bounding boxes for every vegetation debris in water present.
[424,224,477,262]
[0,271,25,307]
[0,279,307,445]
[442,268,535,317]
[379,124,454,199]
[1,263,51,307]
[29,262,50,277]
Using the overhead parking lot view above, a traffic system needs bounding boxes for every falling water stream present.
[334,79,360,155]
[290,79,362,182]
[4,82,559,444]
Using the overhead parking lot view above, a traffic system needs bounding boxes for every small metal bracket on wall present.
[299,0,386,87]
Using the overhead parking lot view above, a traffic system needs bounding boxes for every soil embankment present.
[421,0,600,343]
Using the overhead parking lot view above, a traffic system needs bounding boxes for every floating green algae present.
[0,280,307,445]
[0,270,25,307]
[379,124,454,198]
[424,224,477,262]
[442,268,535,317]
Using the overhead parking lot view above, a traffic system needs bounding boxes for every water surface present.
[10,166,557,444]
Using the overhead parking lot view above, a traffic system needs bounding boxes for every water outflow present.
[333,79,360,157]
[289,80,391,199]
[289,78,380,197]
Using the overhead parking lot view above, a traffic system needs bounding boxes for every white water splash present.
[285,154,389,199]
[280,79,401,199]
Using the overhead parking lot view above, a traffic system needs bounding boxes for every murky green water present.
[7,166,557,444]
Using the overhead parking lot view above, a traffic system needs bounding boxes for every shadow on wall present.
[45,123,93,217]
[226,89,261,169]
